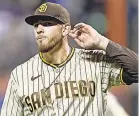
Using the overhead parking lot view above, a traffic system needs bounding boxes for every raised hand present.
[69,23,109,50]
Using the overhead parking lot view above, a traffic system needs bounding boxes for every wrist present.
[98,35,109,51]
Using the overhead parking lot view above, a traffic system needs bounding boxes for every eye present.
[33,23,39,28]
[42,22,55,27]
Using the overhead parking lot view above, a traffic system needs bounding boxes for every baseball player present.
[1,2,138,116]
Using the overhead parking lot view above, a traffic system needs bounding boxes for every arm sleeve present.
[0,72,23,116]
[101,59,123,87]
[106,40,138,85]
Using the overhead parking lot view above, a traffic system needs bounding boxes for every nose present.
[36,24,44,34]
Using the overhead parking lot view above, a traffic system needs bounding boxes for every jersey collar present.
[39,47,75,69]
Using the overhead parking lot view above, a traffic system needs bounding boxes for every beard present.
[37,32,63,53]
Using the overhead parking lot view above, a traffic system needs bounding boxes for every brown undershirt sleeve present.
[106,40,138,85]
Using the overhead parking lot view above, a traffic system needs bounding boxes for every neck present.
[41,38,71,65]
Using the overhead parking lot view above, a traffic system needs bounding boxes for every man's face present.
[34,20,63,53]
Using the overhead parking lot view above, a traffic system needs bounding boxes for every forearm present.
[106,40,138,84]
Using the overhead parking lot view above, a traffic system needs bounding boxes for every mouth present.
[37,35,47,40]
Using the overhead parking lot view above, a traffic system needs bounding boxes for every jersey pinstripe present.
[1,48,124,116]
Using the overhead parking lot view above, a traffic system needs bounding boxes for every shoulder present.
[12,54,40,74]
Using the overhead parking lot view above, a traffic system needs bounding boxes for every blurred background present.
[0,0,138,116]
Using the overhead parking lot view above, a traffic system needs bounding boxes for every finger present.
[77,33,89,42]
[74,38,84,47]
[70,23,89,34]
[74,25,84,32]
[69,28,83,37]
[70,27,78,33]
[80,27,90,33]
[74,23,92,33]
[71,23,84,33]
[70,26,82,33]
[69,31,78,39]
[74,23,86,28]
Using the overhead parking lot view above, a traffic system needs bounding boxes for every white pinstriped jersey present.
[1,48,124,116]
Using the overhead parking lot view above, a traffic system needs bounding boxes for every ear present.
[62,23,71,37]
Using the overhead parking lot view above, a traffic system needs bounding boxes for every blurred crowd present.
[0,0,138,116]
